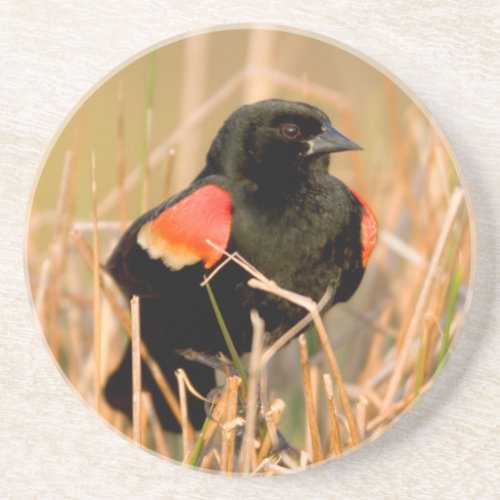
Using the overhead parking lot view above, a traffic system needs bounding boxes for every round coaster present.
[26,26,475,474]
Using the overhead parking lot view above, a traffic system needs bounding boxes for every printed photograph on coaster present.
[26,26,475,474]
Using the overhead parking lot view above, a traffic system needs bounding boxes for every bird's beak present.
[307,123,363,156]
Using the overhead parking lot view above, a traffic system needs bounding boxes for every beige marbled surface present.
[1,2,499,498]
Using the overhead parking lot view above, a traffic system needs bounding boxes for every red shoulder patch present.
[350,189,378,267]
[137,184,232,270]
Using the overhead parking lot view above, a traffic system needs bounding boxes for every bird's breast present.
[229,187,357,301]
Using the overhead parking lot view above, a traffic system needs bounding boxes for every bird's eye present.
[280,123,301,140]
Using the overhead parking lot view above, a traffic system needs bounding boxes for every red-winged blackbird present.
[104,99,377,431]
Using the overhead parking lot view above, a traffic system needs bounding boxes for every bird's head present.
[206,99,362,189]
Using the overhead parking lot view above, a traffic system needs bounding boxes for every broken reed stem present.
[70,230,194,441]
[91,152,102,413]
[176,369,191,459]
[292,299,359,446]
[221,376,241,473]
[204,243,359,448]
[200,448,221,470]
[298,334,323,462]
[355,396,368,441]
[130,296,142,443]
[249,278,360,447]
[257,399,286,464]
[240,310,265,473]
[381,187,464,411]
[260,288,332,367]
[189,376,240,467]
[323,374,342,456]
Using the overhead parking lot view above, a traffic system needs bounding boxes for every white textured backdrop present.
[1,1,499,498]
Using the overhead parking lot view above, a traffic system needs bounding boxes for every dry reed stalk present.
[100,299,116,424]
[141,108,153,212]
[240,310,265,473]
[340,301,398,339]
[250,278,360,446]
[323,374,342,456]
[420,275,449,384]
[361,385,383,410]
[220,376,241,473]
[70,230,194,440]
[200,449,220,470]
[461,226,471,280]
[176,369,191,459]
[191,380,234,465]
[140,400,148,447]
[384,77,418,220]
[161,149,176,199]
[46,150,77,359]
[53,149,79,246]
[248,66,348,110]
[359,303,393,384]
[394,271,423,354]
[173,36,209,189]
[252,458,274,475]
[130,296,142,443]
[141,53,155,212]
[96,69,248,217]
[378,231,427,268]
[340,109,368,194]
[262,462,295,475]
[367,392,414,432]
[143,392,170,457]
[298,334,323,462]
[91,152,103,412]
[256,399,285,465]
[355,395,368,441]
[203,242,360,447]
[258,289,333,368]
[117,79,127,233]
[381,188,464,411]
[243,31,275,103]
[35,258,51,319]
[67,300,82,389]
[381,189,406,257]
[279,452,300,471]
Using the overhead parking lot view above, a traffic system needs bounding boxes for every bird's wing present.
[105,176,232,298]
[349,188,378,267]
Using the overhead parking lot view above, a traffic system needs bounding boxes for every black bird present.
[104,99,377,431]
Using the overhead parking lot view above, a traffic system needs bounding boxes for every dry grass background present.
[26,28,472,474]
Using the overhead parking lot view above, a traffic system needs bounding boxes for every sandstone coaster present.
[26,26,475,474]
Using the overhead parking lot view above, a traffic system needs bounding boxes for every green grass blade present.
[438,264,462,365]
[188,417,210,466]
[205,282,248,393]
[304,324,319,357]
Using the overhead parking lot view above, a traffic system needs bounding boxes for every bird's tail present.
[104,341,214,432]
